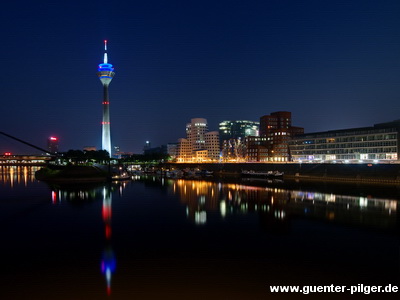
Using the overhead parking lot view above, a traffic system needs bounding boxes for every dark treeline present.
[122,153,170,163]
[61,150,110,162]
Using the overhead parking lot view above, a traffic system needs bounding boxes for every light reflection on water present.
[1,170,399,298]
[0,165,39,187]
[168,178,398,230]
[50,183,118,296]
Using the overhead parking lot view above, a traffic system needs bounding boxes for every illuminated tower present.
[97,40,115,156]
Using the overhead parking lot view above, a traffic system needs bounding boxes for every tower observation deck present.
[97,40,115,156]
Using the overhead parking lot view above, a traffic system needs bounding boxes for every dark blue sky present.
[1,0,400,154]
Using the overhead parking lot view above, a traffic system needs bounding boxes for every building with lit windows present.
[218,112,303,162]
[219,120,259,162]
[176,118,220,162]
[245,136,269,162]
[204,131,220,161]
[249,111,304,162]
[176,138,191,162]
[219,120,259,142]
[289,120,400,163]
[186,118,208,151]
[47,136,59,153]
[221,138,247,162]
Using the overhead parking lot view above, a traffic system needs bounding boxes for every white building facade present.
[177,118,220,162]
[289,121,400,163]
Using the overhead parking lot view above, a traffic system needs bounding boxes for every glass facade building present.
[219,120,259,162]
[219,120,259,143]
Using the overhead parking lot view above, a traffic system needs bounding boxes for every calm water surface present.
[1,166,399,299]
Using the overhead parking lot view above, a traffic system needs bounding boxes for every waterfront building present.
[176,138,191,162]
[97,40,115,156]
[221,138,247,162]
[245,136,269,162]
[257,111,304,162]
[289,120,400,163]
[219,120,259,162]
[219,120,259,142]
[47,136,59,153]
[176,118,220,162]
[204,131,220,161]
[187,118,208,151]
[0,155,52,165]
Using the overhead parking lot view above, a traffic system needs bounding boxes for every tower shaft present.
[102,84,111,155]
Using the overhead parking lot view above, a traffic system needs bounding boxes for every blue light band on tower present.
[97,40,115,156]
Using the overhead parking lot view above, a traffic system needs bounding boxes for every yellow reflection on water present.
[168,179,398,229]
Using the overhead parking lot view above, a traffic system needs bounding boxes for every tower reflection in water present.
[170,179,398,231]
[51,184,119,296]
[101,186,116,296]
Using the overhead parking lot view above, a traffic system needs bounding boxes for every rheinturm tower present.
[97,40,115,156]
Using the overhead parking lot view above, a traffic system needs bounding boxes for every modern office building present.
[218,112,303,162]
[97,40,115,156]
[176,138,191,162]
[219,120,259,161]
[186,118,208,151]
[219,120,259,142]
[47,136,59,153]
[221,138,247,162]
[289,120,400,163]
[204,131,220,161]
[176,118,220,162]
[254,111,304,162]
[245,136,269,162]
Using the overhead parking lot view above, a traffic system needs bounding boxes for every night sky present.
[1,0,400,154]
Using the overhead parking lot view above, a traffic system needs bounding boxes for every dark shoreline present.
[35,165,109,182]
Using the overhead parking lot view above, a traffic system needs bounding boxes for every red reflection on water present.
[51,191,57,204]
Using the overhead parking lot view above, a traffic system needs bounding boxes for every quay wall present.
[163,162,400,183]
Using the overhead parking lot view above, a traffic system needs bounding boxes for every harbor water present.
[1,166,399,299]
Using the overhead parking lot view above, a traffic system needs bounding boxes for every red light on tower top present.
[48,136,59,153]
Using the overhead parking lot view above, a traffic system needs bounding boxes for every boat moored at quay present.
[241,170,284,178]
